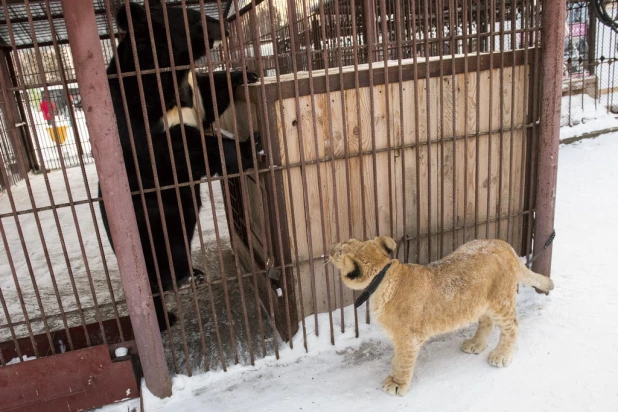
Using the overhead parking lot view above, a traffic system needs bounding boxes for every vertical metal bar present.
[422,0,433,262]
[518,0,531,253]
[348,0,366,337]
[532,0,565,280]
[588,4,596,76]
[0,287,22,363]
[410,0,422,264]
[363,0,380,248]
[149,0,203,374]
[175,0,227,370]
[43,0,113,345]
[0,51,28,176]
[268,0,309,351]
[316,0,338,344]
[462,0,469,244]
[486,0,495,240]
[363,0,378,324]
[279,0,309,350]
[60,0,172,398]
[506,0,517,245]
[226,0,282,360]
[242,0,276,355]
[333,0,350,333]
[251,0,297,348]
[296,0,332,335]
[2,52,38,172]
[100,1,180,373]
[497,0,506,240]
[212,0,279,362]
[526,0,542,262]
[377,0,394,242]
[434,0,442,261]
[393,0,406,263]
[0,201,39,357]
[450,0,457,251]
[0,0,69,354]
[21,0,94,349]
[474,0,481,239]
[204,0,266,365]
[362,0,377,62]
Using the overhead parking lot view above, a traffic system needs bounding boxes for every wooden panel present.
[272,66,529,316]
[224,54,533,320]
[242,50,536,102]
[0,317,134,361]
[0,344,138,412]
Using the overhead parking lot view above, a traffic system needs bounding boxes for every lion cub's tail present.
[517,261,555,292]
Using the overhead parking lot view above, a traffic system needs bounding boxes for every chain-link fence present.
[562,0,618,129]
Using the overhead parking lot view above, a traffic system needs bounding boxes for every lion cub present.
[329,237,554,396]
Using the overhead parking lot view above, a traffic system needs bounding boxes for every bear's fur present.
[99,2,260,330]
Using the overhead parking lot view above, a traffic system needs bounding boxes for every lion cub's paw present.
[461,338,488,354]
[382,375,410,396]
[488,350,513,367]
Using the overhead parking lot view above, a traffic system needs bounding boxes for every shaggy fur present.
[329,237,554,396]
[99,2,260,331]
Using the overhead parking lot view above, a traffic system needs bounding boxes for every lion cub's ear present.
[375,236,396,256]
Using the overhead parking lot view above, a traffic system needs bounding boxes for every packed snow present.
[0,161,229,340]
[96,132,618,411]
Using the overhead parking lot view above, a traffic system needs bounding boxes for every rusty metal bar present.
[101,0,181,372]
[497,0,505,241]
[39,0,114,346]
[422,0,433,263]
[1,0,71,354]
[449,0,457,253]
[332,0,351,333]
[275,0,309,351]
[0,51,29,177]
[526,0,542,262]
[438,0,445,259]
[532,0,565,280]
[317,0,338,345]
[347,0,364,337]
[249,0,297,347]
[462,0,470,244]
[60,0,171,398]
[222,0,277,363]
[196,0,251,366]
[486,0,495,240]
[0,287,25,364]
[410,0,422,266]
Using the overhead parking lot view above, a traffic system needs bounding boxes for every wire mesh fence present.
[0,0,551,379]
[562,0,618,128]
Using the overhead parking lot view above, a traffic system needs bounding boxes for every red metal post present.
[60,0,172,398]
[532,0,566,281]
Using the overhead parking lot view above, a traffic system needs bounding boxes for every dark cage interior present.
[0,0,547,383]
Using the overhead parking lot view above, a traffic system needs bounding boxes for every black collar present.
[354,262,393,308]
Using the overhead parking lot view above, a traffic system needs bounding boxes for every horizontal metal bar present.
[0,121,534,219]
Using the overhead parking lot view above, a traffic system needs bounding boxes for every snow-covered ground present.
[0,162,229,340]
[98,132,618,411]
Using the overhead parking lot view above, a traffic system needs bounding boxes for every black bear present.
[99,2,260,330]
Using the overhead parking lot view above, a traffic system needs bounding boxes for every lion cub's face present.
[329,236,396,290]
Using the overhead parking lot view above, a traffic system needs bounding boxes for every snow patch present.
[99,132,618,412]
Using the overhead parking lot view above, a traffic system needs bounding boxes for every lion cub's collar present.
[354,262,393,308]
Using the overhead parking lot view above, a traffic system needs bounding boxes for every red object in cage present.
[39,99,55,121]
